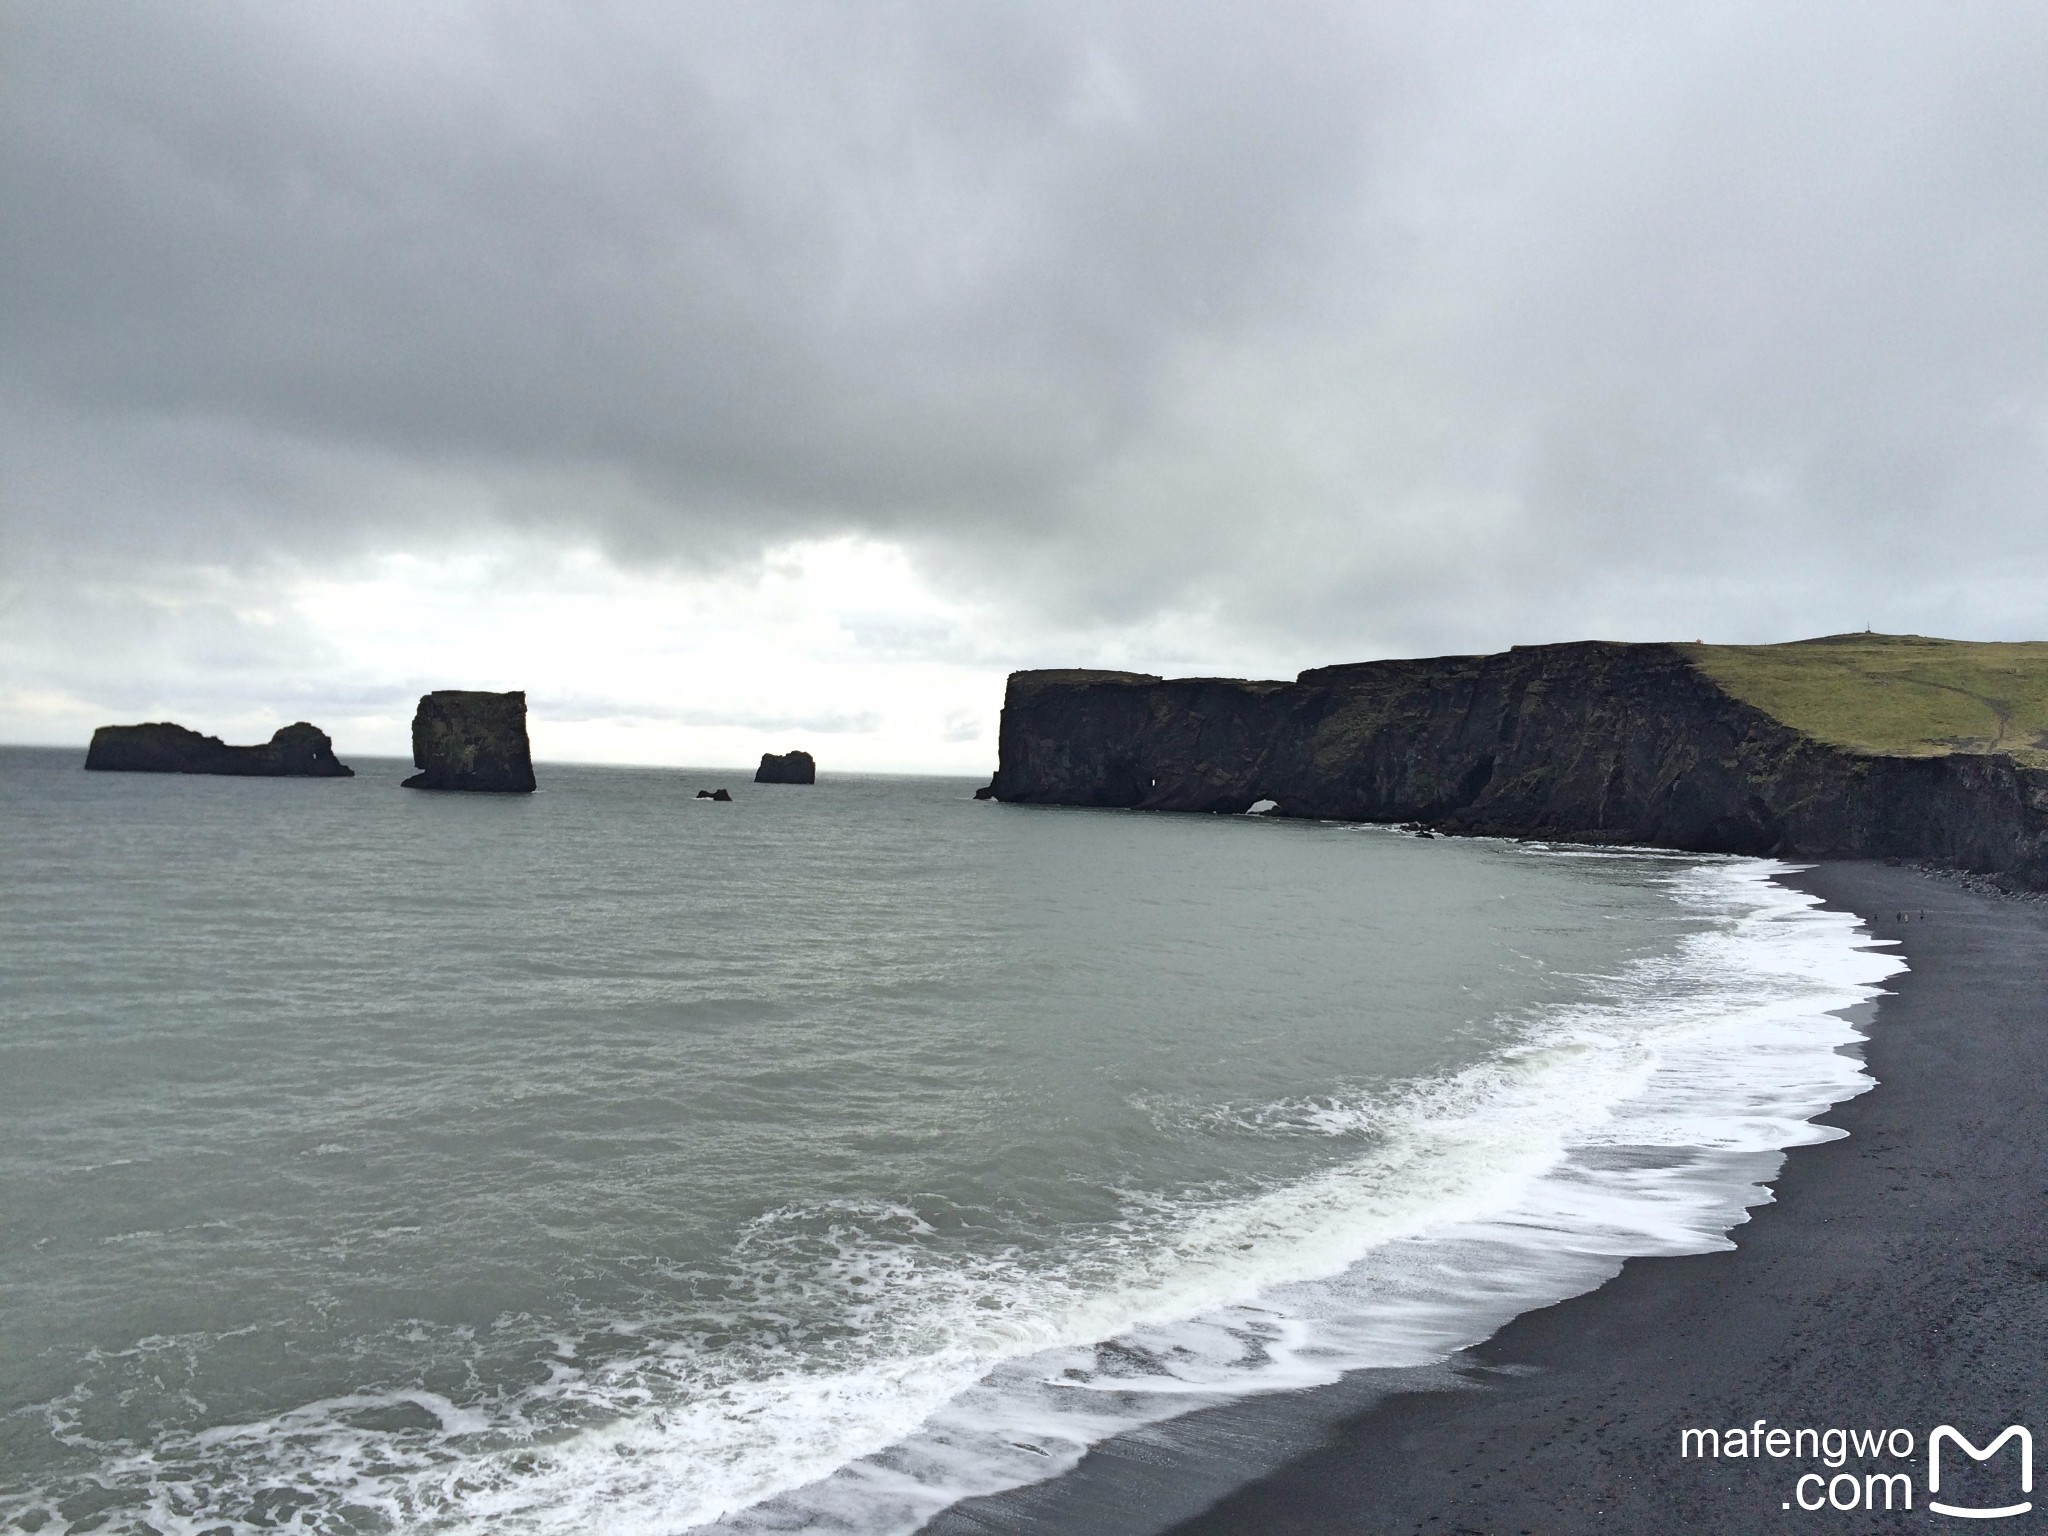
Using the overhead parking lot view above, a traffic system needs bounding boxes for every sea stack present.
[401,691,536,793]
[85,721,354,777]
[754,750,816,784]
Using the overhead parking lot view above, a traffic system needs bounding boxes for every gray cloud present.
[3,1,1372,548]
[4,0,2047,682]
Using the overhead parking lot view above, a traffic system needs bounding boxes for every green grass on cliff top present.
[1690,633,2048,765]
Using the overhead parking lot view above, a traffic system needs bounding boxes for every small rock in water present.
[697,788,733,801]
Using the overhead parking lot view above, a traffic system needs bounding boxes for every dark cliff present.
[755,750,816,784]
[402,691,537,793]
[981,640,2048,887]
[85,721,354,777]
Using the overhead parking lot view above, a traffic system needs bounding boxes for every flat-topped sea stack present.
[85,721,353,777]
[402,690,536,793]
[755,750,816,784]
[982,634,2048,887]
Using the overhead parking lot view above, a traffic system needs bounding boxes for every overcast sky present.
[4,1,2045,770]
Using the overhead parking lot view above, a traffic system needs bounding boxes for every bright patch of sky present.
[2,540,985,771]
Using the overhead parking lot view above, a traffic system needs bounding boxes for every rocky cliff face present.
[982,642,2048,886]
[85,721,354,777]
[754,750,816,784]
[402,691,536,792]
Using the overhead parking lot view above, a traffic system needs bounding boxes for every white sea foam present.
[7,858,1901,1536]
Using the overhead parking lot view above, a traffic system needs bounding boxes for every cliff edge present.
[85,721,354,777]
[402,690,537,793]
[981,635,2048,887]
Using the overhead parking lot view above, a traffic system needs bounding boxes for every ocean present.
[0,747,1900,1534]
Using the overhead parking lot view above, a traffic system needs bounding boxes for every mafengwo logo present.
[1680,1420,2034,1517]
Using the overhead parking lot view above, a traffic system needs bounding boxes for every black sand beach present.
[934,862,2048,1535]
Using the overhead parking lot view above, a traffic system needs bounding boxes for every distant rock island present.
[755,750,816,784]
[84,721,354,777]
[980,634,2048,888]
[697,787,733,801]
[402,691,536,793]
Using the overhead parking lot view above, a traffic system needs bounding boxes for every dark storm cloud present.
[2,0,1376,550]
[4,0,2047,654]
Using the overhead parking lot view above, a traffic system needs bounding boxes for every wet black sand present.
[931,862,2048,1535]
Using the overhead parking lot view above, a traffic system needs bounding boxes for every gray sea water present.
[0,747,1900,1535]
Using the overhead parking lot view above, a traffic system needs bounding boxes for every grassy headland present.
[1690,633,2048,767]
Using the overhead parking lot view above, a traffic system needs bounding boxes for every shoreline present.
[926,861,2048,1534]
